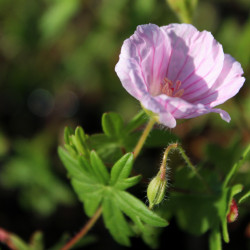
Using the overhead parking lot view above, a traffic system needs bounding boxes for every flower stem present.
[133,118,156,159]
[61,207,102,250]
[177,145,212,194]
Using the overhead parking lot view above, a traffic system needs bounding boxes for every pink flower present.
[115,24,245,128]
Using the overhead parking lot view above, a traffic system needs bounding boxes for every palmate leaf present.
[58,147,168,246]
[102,191,134,246]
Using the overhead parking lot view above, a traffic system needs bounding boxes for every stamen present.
[174,89,184,97]
[175,80,182,90]
[161,78,184,98]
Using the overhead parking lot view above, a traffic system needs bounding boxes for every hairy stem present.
[160,143,211,194]
[177,145,212,194]
[133,118,156,159]
[61,207,102,250]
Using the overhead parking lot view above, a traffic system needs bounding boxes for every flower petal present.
[161,24,224,101]
[141,94,176,128]
[190,54,245,107]
[143,94,230,124]
[115,24,172,98]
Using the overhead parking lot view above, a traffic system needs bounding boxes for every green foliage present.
[58,144,167,246]
[239,190,250,204]
[40,0,81,42]
[58,142,167,246]
[0,134,74,216]
[161,144,250,249]
[9,231,44,250]
[218,16,250,69]
[89,111,178,163]
[0,0,250,249]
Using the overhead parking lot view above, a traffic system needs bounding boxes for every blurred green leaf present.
[9,234,29,250]
[40,0,81,41]
[29,231,44,250]
[166,0,198,23]
[0,135,74,216]
[124,110,146,134]
[239,190,250,204]
[102,112,125,139]
[223,144,250,187]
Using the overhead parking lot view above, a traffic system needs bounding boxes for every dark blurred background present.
[0,0,249,249]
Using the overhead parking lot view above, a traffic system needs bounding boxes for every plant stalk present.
[61,207,102,250]
[133,118,155,159]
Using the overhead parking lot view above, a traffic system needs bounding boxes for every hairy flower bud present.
[227,199,238,223]
[147,172,167,209]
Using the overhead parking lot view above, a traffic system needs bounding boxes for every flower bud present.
[147,172,167,209]
[227,199,238,223]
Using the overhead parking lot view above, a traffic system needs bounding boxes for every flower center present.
[161,78,184,98]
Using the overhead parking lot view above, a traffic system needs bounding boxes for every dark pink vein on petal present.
[132,40,149,92]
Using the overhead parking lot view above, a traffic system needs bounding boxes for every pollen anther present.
[161,78,184,97]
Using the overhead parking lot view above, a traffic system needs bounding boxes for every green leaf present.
[64,126,74,145]
[89,133,123,163]
[239,190,250,204]
[30,231,43,250]
[115,190,168,227]
[90,151,110,184]
[72,178,104,217]
[102,191,134,246]
[114,175,142,190]
[110,153,134,185]
[58,147,90,181]
[209,226,222,250]
[102,112,124,138]
[9,234,29,250]
[140,224,162,249]
[124,110,147,133]
[74,126,90,157]
[167,192,217,236]
[145,129,179,148]
[58,147,104,216]
[40,0,81,41]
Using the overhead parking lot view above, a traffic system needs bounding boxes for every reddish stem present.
[60,207,102,250]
